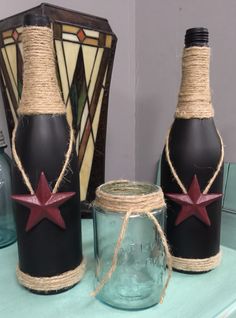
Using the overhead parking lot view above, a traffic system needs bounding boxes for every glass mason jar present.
[0,131,16,248]
[93,181,169,310]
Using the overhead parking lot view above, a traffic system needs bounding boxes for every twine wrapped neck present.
[175,46,214,119]
[91,180,172,303]
[18,26,65,115]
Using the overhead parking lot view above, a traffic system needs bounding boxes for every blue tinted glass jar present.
[93,181,172,310]
[0,131,16,248]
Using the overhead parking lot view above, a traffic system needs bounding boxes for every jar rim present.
[98,180,162,197]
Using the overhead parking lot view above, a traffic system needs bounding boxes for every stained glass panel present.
[5,44,17,84]
[12,30,18,41]
[92,88,104,140]
[4,38,14,45]
[62,25,79,34]
[83,38,98,46]
[63,41,80,88]
[80,102,89,141]
[62,33,79,42]
[84,29,99,38]
[106,35,112,48]
[17,42,23,56]
[69,47,87,132]
[82,45,97,86]
[5,87,17,124]
[66,98,73,126]
[88,48,104,102]
[2,30,12,38]
[55,40,69,102]
[1,47,18,101]
[80,133,94,201]
[16,27,23,33]
[77,29,86,42]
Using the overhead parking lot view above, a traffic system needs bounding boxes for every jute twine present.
[12,24,74,196]
[165,128,224,195]
[91,180,172,304]
[165,127,224,271]
[172,252,221,272]
[18,26,65,115]
[16,259,86,292]
[12,121,74,195]
[175,46,214,119]
[12,25,85,289]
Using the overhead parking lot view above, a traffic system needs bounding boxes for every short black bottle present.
[12,14,84,293]
[161,28,224,272]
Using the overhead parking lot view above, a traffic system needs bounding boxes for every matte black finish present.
[185,27,209,48]
[161,118,223,260]
[13,115,82,289]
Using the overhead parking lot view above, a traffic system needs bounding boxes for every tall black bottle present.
[12,14,84,293]
[161,28,224,272]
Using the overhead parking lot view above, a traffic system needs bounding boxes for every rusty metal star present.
[12,172,75,232]
[165,175,222,226]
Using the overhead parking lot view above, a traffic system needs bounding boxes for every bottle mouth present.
[185,27,209,47]
[23,14,51,27]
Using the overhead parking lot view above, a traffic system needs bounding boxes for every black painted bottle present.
[12,14,84,293]
[161,28,224,272]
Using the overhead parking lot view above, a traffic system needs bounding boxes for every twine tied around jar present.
[91,180,172,304]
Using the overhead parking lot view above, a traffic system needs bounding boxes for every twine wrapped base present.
[16,259,86,293]
[172,251,221,272]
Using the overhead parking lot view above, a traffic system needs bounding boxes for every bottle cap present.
[23,14,51,27]
[185,27,209,47]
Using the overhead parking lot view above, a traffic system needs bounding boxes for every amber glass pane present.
[62,25,79,34]
[106,35,112,48]
[2,30,12,38]
[83,38,99,46]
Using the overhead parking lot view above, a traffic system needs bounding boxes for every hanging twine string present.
[12,121,74,195]
[91,180,172,304]
[175,46,214,119]
[165,128,224,195]
[165,128,224,271]
[18,26,65,115]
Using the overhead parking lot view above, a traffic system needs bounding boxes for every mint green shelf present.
[0,219,236,318]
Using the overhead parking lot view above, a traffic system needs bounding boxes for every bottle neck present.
[18,26,65,115]
[175,46,214,119]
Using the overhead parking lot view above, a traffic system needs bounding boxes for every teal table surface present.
[1,219,236,318]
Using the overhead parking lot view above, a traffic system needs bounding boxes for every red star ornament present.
[165,175,222,226]
[12,172,75,232]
